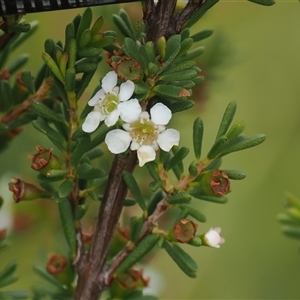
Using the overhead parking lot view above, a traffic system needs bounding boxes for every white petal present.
[150,103,172,125]
[130,141,140,150]
[105,110,120,127]
[88,89,105,106]
[82,111,102,133]
[118,99,142,123]
[119,80,135,102]
[157,129,180,151]
[102,71,117,93]
[105,129,131,154]
[137,145,156,167]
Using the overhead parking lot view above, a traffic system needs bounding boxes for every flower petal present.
[137,145,156,167]
[150,103,172,125]
[105,109,120,127]
[119,80,135,102]
[82,111,102,133]
[119,99,142,123]
[105,129,131,154]
[102,71,117,93]
[88,89,105,106]
[157,129,180,151]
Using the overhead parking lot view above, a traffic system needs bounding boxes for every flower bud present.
[46,253,74,285]
[201,227,225,248]
[28,146,61,175]
[8,177,50,203]
[173,219,198,243]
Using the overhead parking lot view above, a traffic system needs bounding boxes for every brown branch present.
[74,152,137,300]
[0,77,54,124]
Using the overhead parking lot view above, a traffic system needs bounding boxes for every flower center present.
[98,93,119,115]
[129,118,158,146]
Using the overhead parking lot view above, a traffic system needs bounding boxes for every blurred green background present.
[1,1,300,299]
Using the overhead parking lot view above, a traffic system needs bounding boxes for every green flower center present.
[99,93,119,115]
[129,118,158,145]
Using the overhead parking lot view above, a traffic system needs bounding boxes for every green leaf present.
[184,0,219,29]
[176,37,194,57]
[21,71,35,94]
[159,69,197,82]
[149,180,163,192]
[215,101,237,141]
[0,262,17,283]
[164,60,196,74]
[130,217,143,243]
[123,38,147,70]
[67,38,77,69]
[116,234,159,274]
[188,161,198,176]
[179,204,206,223]
[123,171,147,212]
[58,180,73,198]
[7,54,29,74]
[75,204,88,220]
[45,169,68,179]
[113,14,135,39]
[0,275,18,288]
[145,161,160,181]
[0,290,28,299]
[226,120,246,141]
[57,198,76,256]
[164,242,197,278]
[191,29,214,42]
[135,81,151,95]
[193,117,204,160]
[78,29,92,49]
[33,265,64,288]
[82,148,104,160]
[76,8,93,45]
[147,190,164,215]
[175,47,205,64]
[119,9,136,40]
[77,47,102,59]
[71,136,91,166]
[189,189,228,204]
[165,147,189,171]
[32,118,65,151]
[219,134,266,157]
[248,0,275,5]
[164,99,194,114]
[223,169,246,180]
[163,34,181,68]
[89,35,115,49]
[0,81,12,112]
[167,192,191,205]
[77,163,105,179]
[282,225,300,239]
[153,85,189,100]
[175,208,189,223]
[188,236,202,247]
[181,28,190,40]
[42,52,65,83]
[90,15,104,36]
[65,67,76,92]
[31,101,66,124]
[144,41,156,63]
[207,136,229,160]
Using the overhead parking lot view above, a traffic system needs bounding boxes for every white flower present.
[105,103,180,167]
[82,71,141,133]
[203,227,225,248]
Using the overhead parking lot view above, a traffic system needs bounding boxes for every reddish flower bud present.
[8,177,50,203]
[46,253,74,285]
[210,170,230,196]
[173,219,198,243]
[28,146,61,175]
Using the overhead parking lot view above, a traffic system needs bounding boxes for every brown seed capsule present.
[210,170,230,196]
[173,218,198,243]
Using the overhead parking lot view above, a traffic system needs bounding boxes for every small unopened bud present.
[8,177,50,203]
[173,219,198,243]
[46,253,74,285]
[201,227,225,248]
[210,170,230,196]
[28,146,61,175]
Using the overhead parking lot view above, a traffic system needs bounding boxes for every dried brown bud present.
[28,146,61,175]
[8,177,49,203]
[173,218,198,243]
[210,170,230,196]
[0,228,7,241]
